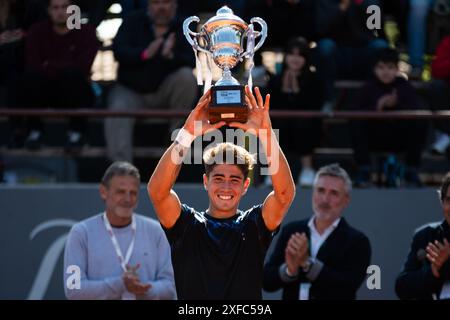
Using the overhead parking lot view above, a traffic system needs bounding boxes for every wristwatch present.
[302,257,315,273]
[285,264,298,278]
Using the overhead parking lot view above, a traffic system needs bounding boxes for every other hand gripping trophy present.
[183,6,267,123]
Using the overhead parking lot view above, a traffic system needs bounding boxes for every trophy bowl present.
[183,6,267,123]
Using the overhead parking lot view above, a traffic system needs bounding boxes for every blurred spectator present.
[266,37,325,187]
[407,0,435,79]
[395,172,450,300]
[350,48,429,187]
[427,34,450,155]
[9,0,98,151]
[105,0,197,163]
[264,164,371,300]
[315,0,388,109]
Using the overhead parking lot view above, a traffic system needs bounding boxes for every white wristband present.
[175,128,195,148]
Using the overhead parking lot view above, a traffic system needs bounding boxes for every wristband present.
[175,128,195,148]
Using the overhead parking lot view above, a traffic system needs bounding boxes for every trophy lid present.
[203,6,248,33]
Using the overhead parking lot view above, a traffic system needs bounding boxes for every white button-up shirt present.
[299,216,341,300]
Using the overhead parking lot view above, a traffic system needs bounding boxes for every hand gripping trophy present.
[183,6,267,123]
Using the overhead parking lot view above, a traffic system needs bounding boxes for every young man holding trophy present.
[148,6,295,300]
[147,84,295,299]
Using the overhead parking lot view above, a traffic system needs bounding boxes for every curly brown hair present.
[203,142,255,179]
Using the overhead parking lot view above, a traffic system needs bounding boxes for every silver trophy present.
[183,6,268,123]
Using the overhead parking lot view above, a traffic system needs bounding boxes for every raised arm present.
[229,86,296,231]
[147,91,225,228]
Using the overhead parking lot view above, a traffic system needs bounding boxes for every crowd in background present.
[1,0,450,187]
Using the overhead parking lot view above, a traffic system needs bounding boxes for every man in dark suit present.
[263,163,371,300]
[396,172,450,300]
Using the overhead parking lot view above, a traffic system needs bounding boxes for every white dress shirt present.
[299,216,341,300]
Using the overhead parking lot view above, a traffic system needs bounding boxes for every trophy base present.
[209,85,248,124]
[209,107,248,124]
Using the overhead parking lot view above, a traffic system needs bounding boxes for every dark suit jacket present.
[263,217,371,300]
[395,220,450,300]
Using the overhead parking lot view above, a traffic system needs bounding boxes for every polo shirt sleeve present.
[162,203,194,246]
[249,204,280,252]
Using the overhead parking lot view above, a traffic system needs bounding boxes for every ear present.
[99,184,107,201]
[203,173,208,191]
[344,193,351,208]
[242,177,251,195]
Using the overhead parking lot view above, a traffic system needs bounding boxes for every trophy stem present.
[216,66,240,86]
[223,67,232,80]
[223,66,230,72]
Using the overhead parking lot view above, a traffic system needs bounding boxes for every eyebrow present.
[212,174,243,180]
[316,186,340,192]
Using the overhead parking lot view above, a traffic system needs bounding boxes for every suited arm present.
[263,226,306,292]
[395,231,442,299]
[306,234,371,295]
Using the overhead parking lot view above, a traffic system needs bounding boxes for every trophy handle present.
[248,17,268,52]
[183,16,210,54]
